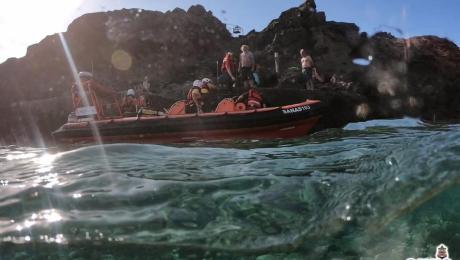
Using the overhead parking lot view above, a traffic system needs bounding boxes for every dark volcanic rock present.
[0,3,459,144]
[0,5,232,144]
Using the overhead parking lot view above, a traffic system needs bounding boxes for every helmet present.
[193,80,203,87]
[78,71,93,79]
[202,78,212,84]
[127,89,135,97]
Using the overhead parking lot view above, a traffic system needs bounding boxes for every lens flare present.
[111,49,133,71]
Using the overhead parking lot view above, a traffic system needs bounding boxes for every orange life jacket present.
[247,88,263,108]
[187,86,200,104]
[122,96,142,113]
[186,86,210,104]
[138,95,146,107]
[71,80,100,109]
[221,54,235,74]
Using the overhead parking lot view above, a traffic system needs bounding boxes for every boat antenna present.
[216,60,219,85]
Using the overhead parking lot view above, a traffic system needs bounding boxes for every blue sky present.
[76,0,459,42]
[319,0,459,42]
[0,0,458,63]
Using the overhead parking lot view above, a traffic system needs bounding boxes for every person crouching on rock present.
[220,52,237,89]
[236,87,265,110]
[186,78,217,114]
[300,49,315,90]
[239,45,256,89]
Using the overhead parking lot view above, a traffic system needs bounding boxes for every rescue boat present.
[52,98,323,144]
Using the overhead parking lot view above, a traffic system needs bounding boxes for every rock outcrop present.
[0,2,459,145]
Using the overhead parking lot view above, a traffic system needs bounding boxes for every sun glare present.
[0,0,83,62]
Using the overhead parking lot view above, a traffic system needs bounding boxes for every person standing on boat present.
[71,71,121,119]
[220,52,237,89]
[300,49,315,90]
[239,45,256,89]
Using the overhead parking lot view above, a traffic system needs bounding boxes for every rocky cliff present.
[0,2,459,145]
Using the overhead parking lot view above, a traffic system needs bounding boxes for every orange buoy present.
[168,100,187,115]
[215,98,237,112]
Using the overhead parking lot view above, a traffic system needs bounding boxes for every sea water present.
[1,118,459,259]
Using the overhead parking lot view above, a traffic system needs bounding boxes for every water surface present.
[1,118,459,259]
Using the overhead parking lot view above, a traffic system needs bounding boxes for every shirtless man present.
[300,49,314,90]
